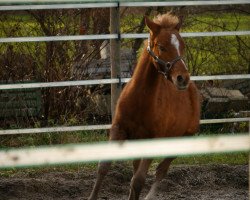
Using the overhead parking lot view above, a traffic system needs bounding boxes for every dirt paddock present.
[0,164,248,200]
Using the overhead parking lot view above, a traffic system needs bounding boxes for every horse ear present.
[175,15,184,31]
[145,16,160,35]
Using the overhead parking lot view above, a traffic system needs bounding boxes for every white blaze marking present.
[171,34,180,55]
[171,34,187,69]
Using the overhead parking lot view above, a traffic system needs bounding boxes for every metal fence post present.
[110,3,121,119]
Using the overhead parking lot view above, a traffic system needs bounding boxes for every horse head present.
[145,13,190,90]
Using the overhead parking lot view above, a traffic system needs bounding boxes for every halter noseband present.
[147,37,184,79]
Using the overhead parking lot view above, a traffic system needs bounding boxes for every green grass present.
[0,130,108,148]
[121,11,250,75]
[172,152,248,165]
[183,13,250,32]
[121,12,250,33]
[185,35,249,75]
[1,11,249,75]
[2,12,249,38]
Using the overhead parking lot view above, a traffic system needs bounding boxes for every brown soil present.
[0,164,248,200]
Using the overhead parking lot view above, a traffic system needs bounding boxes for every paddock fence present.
[0,0,249,168]
[1,134,249,168]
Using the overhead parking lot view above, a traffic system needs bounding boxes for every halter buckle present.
[165,62,171,69]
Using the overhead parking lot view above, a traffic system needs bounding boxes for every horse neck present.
[133,47,161,88]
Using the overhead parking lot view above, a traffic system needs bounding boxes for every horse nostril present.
[177,75,184,83]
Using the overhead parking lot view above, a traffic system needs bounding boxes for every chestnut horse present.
[88,13,200,200]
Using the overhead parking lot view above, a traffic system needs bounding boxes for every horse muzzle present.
[173,74,190,90]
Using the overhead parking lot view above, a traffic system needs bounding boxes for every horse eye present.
[157,45,167,52]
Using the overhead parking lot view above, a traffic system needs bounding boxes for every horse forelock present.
[153,12,179,30]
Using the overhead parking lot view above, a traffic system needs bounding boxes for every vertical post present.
[110,3,121,119]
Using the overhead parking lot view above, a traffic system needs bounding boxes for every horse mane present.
[153,12,179,30]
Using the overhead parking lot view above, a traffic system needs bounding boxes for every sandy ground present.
[0,164,248,200]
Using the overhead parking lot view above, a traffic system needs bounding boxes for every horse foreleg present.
[145,157,175,200]
[88,125,126,200]
[133,159,141,174]
[128,159,152,200]
[88,161,111,200]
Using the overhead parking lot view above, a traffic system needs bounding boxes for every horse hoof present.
[145,197,154,200]
[87,196,96,200]
[144,193,154,200]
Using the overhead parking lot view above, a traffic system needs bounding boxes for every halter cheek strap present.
[147,37,184,79]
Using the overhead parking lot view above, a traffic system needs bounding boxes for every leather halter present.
[147,37,185,79]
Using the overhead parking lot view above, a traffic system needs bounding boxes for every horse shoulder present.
[189,81,201,113]
[186,81,201,135]
[112,81,137,124]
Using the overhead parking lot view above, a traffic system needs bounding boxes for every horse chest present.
[117,79,198,139]
[159,93,193,131]
[124,95,191,138]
